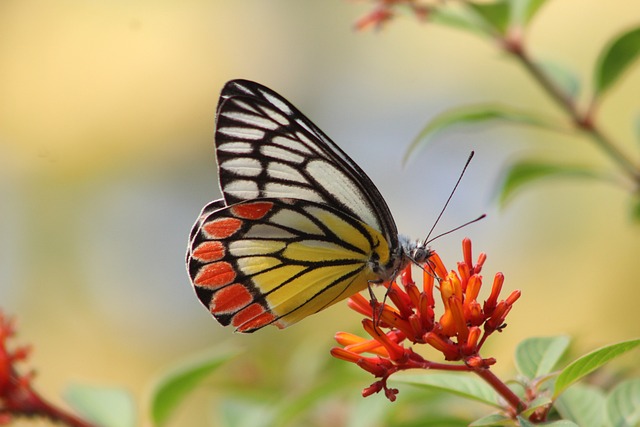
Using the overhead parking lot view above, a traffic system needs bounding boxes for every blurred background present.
[1,0,639,425]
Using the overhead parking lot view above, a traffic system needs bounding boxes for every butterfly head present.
[399,235,433,266]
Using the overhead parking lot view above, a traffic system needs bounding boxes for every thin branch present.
[502,34,640,184]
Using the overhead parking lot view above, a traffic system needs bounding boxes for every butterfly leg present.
[367,279,387,328]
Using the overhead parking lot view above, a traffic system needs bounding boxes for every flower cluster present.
[331,238,521,401]
[0,311,94,427]
[0,312,33,424]
[353,0,431,31]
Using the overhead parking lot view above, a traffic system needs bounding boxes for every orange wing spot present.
[231,202,274,220]
[211,283,253,314]
[202,218,242,239]
[194,262,236,288]
[237,311,279,332]
[232,303,276,331]
[192,241,225,262]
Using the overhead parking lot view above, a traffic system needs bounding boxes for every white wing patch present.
[222,111,280,130]
[259,106,290,126]
[220,158,262,177]
[267,162,307,183]
[260,145,305,164]
[262,91,293,115]
[306,159,380,230]
[224,180,260,199]
[264,183,322,202]
[272,135,313,154]
[217,141,253,153]
[218,126,265,140]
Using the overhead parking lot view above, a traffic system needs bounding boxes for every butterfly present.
[186,79,433,333]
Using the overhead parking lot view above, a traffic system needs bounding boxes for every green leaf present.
[150,348,237,426]
[405,104,564,164]
[515,336,570,379]
[516,416,536,427]
[555,384,605,427]
[520,420,579,427]
[220,398,276,427]
[346,396,392,427]
[467,1,511,35]
[430,7,492,36]
[632,194,640,223]
[469,412,514,426]
[393,373,500,408]
[519,395,553,418]
[515,0,551,26]
[498,161,607,207]
[64,384,136,427]
[553,338,640,398]
[605,378,640,427]
[594,26,640,98]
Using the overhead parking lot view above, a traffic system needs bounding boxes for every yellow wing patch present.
[187,198,392,332]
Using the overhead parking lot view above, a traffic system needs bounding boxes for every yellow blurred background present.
[1,0,639,426]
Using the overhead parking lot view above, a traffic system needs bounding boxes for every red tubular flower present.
[353,0,431,31]
[362,319,406,362]
[0,312,95,427]
[331,238,521,401]
[484,272,505,316]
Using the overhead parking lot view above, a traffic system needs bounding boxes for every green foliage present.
[405,104,562,164]
[594,26,640,99]
[149,348,237,426]
[498,161,606,207]
[392,373,501,408]
[406,0,640,218]
[605,378,640,426]
[467,0,511,35]
[469,413,514,426]
[64,385,136,427]
[520,420,578,427]
[515,336,570,380]
[430,0,550,36]
[553,339,640,398]
[555,385,605,427]
[512,0,551,27]
[429,7,492,36]
[381,337,638,425]
[632,194,640,222]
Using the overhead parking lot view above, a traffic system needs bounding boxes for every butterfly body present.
[187,80,428,332]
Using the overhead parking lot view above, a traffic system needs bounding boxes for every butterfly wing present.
[213,79,399,250]
[186,198,392,332]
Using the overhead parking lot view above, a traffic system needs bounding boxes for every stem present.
[473,367,526,413]
[504,35,640,183]
[28,388,97,427]
[5,376,97,427]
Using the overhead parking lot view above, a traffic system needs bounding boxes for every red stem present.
[473,368,526,412]
[25,387,97,427]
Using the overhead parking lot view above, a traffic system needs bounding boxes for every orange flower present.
[331,238,520,400]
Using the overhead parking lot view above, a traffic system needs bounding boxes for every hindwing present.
[186,198,391,332]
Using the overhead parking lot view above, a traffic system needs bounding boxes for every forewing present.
[213,79,398,249]
[186,197,391,332]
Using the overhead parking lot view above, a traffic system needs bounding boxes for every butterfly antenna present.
[426,213,486,245]
[422,151,476,246]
